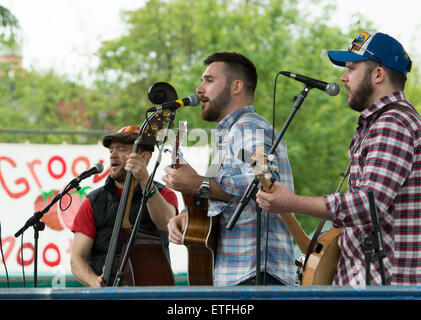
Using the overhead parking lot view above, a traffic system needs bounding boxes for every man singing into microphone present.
[163,52,296,286]
[70,126,178,287]
[256,31,421,286]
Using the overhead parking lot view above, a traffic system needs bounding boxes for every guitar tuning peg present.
[253,166,263,175]
[268,164,277,171]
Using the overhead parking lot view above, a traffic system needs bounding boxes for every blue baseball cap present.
[328,31,412,75]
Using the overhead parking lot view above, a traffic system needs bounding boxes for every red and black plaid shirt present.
[325,91,421,286]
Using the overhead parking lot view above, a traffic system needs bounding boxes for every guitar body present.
[301,227,341,286]
[171,122,218,285]
[182,193,219,285]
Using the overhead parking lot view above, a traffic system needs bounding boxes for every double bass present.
[102,83,178,287]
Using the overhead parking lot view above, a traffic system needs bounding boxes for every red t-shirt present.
[71,184,178,239]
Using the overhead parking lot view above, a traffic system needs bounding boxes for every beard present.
[110,166,127,183]
[347,69,374,112]
[200,83,231,122]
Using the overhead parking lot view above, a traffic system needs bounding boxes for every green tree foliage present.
[0,5,19,46]
[0,6,112,144]
[0,66,110,144]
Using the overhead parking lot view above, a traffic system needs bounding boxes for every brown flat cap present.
[102,126,154,152]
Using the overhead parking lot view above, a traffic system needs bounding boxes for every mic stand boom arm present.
[226,86,311,285]
[226,86,311,230]
[14,178,82,287]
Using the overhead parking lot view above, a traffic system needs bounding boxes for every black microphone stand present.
[226,86,312,285]
[113,111,176,287]
[362,190,387,285]
[14,179,82,287]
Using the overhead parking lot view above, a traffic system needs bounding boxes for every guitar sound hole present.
[315,243,323,253]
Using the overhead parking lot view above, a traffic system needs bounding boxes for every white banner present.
[0,141,210,284]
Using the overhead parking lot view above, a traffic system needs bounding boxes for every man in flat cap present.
[70,126,178,287]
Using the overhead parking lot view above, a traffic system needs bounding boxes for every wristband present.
[147,184,158,197]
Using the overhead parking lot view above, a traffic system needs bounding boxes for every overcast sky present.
[0,0,420,85]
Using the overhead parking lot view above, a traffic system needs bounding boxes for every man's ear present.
[372,66,387,85]
[231,79,244,95]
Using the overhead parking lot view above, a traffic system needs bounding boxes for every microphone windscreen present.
[95,162,104,173]
[188,94,200,106]
[326,83,340,96]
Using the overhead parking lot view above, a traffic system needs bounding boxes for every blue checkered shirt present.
[209,105,295,286]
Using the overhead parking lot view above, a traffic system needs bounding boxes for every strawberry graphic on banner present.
[35,189,63,231]
[58,186,91,230]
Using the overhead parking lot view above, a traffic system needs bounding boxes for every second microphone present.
[280,71,340,96]
[147,94,200,112]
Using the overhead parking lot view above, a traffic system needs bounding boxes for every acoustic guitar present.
[245,146,341,286]
[172,122,219,285]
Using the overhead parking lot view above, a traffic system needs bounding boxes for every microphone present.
[74,163,104,182]
[14,162,105,238]
[146,94,200,112]
[280,71,340,96]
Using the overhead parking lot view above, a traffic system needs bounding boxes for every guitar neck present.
[256,173,310,254]
[279,213,310,254]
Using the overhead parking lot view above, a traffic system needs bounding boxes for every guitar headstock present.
[134,110,175,151]
[238,146,277,193]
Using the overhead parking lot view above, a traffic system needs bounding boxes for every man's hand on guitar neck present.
[162,163,234,203]
[256,181,330,220]
[163,162,202,194]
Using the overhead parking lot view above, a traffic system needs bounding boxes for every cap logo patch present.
[350,32,371,53]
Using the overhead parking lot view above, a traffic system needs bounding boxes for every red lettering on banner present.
[43,243,61,267]
[93,159,109,183]
[16,242,34,266]
[72,156,90,177]
[48,156,66,179]
[27,159,42,189]
[0,156,30,199]
[1,236,15,261]
[66,238,73,254]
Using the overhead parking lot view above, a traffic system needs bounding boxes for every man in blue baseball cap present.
[256,31,421,287]
[328,31,412,75]
[327,31,412,112]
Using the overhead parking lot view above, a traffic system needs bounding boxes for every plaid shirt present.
[325,91,421,286]
[209,105,295,286]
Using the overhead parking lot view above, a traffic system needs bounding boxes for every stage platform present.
[1,285,421,300]
[1,285,419,318]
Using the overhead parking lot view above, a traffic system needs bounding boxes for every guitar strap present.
[205,111,247,178]
[302,103,420,270]
[205,145,226,178]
